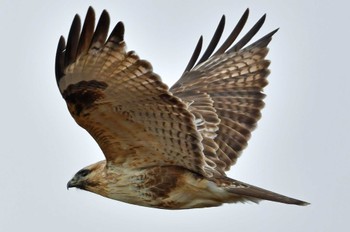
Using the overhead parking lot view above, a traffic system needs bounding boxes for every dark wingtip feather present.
[213,8,249,56]
[247,27,279,49]
[64,14,81,67]
[196,15,226,65]
[55,36,66,86]
[183,36,203,74]
[76,6,96,56]
[90,9,110,48]
[107,21,125,43]
[228,13,266,52]
[181,9,274,75]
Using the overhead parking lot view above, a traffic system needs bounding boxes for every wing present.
[171,9,278,172]
[55,7,223,177]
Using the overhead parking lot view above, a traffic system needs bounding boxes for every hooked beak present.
[67,177,79,190]
[67,180,73,190]
[67,175,88,190]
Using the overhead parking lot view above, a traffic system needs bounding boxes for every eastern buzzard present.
[56,7,308,209]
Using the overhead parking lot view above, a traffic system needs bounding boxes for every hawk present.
[57,7,308,209]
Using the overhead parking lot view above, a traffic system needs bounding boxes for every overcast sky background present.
[1,0,349,231]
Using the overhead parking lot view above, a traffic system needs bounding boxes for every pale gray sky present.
[1,0,349,231]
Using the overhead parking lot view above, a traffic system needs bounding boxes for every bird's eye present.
[77,169,90,177]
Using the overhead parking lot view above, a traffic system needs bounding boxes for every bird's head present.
[67,160,107,194]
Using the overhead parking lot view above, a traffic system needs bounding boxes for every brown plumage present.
[57,7,309,209]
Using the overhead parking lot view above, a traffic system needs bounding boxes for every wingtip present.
[58,35,65,45]
[266,28,280,39]
[196,14,226,65]
[221,14,226,22]
[98,9,111,27]
[244,8,250,16]
[259,13,267,24]
[101,9,110,18]
[117,21,125,33]
[86,6,95,18]
[199,35,203,43]
[181,35,203,74]
[273,27,280,33]
[108,21,125,42]
[72,14,81,25]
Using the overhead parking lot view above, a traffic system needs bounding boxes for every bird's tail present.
[221,178,309,206]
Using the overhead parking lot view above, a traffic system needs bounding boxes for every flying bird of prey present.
[56,7,308,209]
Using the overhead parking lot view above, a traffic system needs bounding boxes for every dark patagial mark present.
[62,80,108,115]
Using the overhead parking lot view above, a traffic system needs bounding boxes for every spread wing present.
[170,9,278,172]
[56,7,226,177]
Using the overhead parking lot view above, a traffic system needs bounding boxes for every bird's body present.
[69,161,306,209]
[102,165,243,209]
[80,163,227,209]
[58,7,308,209]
